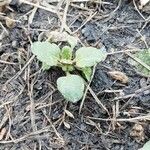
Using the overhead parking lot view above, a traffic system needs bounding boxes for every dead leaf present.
[64,110,74,119]
[0,128,6,140]
[108,71,129,84]
[130,124,145,142]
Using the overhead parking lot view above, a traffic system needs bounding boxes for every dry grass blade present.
[73,11,97,34]
[88,86,109,115]
[19,0,58,14]
[41,110,64,142]
[3,55,35,87]
[29,81,37,132]
[79,65,96,114]
[0,126,52,144]
[28,1,39,24]
[136,29,148,48]
[0,88,24,110]
[0,60,16,65]
[48,0,111,3]
[0,21,8,34]
[133,0,146,20]
[4,105,12,141]
[59,0,72,33]
[0,113,9,129]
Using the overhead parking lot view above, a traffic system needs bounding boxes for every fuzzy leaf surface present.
[57,75,84,103]
[75,47,107,68]
[31,41,60,66]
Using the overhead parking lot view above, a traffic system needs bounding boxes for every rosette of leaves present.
[31,37,107,103]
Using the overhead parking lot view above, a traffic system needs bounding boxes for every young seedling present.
[31,36,107,103]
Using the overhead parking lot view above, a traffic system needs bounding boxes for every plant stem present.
[66,72,70,76]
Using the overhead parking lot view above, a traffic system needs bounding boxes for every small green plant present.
[31,36,107,103]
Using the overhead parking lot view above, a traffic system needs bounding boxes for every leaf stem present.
[66,72,70,76]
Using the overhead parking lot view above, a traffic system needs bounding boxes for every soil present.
[0,0,150,150]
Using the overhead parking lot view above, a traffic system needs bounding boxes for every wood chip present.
[108,71,129,84]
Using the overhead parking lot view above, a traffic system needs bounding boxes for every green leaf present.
[140,140,150,150]
[57,75,84,103]
[61,46,72,60]
[31,41,60,66]
[75,47,107,68]
[82,67,92,81]
[67,35,78,49]
[128,49,150,76]
[42,62,51,70]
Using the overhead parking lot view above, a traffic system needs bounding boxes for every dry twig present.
[79,65,96,114]
[87,114,150,122]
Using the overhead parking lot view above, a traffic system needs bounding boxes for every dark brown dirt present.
[0,0,150,150]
